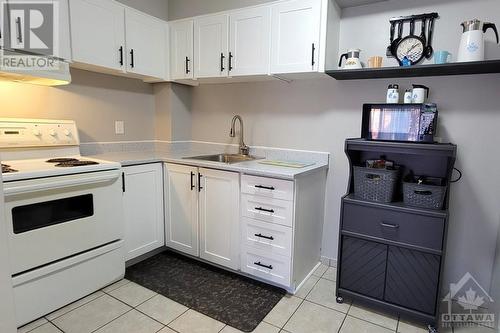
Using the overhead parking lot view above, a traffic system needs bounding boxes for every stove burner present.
[55,160,99,167]
[46,158,80,163]
[2,164,18,173]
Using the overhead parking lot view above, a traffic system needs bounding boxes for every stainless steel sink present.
[184,154,263,164]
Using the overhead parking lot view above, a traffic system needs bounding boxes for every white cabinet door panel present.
[199,168,239,270]
[229,7,271,76]
[125,8,166,79]
[270,0,321,74]
[194,14,228,78]
[123,164,164,261]
[69,0,125,71]
[170,20,194,80]
[164,163,199,256]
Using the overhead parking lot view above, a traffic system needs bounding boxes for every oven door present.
[4,169,124,275]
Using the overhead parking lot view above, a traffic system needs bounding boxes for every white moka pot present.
[457,19,499,62]
[338,49,362,69]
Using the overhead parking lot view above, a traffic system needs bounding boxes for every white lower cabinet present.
[123,163,165,261]
[164,163,240,270]
[240,172,327,292]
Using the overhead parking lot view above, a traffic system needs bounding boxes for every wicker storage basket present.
[353,166,399,203]
[403,182,446,210]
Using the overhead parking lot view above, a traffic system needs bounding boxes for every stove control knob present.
[63,129,71,136]
[49,129,57,137]
[32,129,41,136]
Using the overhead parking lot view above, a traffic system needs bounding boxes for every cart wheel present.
[427,325,437,333]
[336,296,344,304]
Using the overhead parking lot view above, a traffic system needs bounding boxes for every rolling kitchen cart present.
[336,139,457,332]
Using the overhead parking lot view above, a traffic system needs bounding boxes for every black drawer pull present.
[198,173,203,192]
[255,207,274,214]
[414,190,433,196]
[119,46,124,66]
[190,172,195,191]
[254,233,274,241]
[254,261,273,270]
[255,185,275,191]
[380,222,400,229]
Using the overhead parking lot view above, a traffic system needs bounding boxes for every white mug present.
[411,85,430,103]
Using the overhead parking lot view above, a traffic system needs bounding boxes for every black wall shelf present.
[326,59,500,80]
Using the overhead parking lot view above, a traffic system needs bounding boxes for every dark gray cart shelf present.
[336,139,457,329]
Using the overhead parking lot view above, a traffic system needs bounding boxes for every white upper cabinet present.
[199,168,240,270]
[270,0,322,74]
[194,14,229,78]
[229,7,271,76]
[170,20,194,80]
[69,0,125,72]
[125,8,167,79]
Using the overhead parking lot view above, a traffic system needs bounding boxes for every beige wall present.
[154,83,192,141]
[0,69,156,143]
[117,0,169,20]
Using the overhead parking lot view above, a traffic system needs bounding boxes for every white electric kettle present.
[338,49,362,69]
[457,19,499,62]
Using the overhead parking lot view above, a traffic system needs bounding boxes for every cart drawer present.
[342,202,445,251]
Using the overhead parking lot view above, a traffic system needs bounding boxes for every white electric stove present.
[0,119,125,327]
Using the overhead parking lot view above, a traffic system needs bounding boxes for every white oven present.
[4,170,124,275]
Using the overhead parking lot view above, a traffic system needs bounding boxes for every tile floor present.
[17,264,497,333]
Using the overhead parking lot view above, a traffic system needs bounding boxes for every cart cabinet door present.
[385,246,441,315]
[339,236,387,300]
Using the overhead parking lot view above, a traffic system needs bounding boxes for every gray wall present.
[0,69,156,143]
[117,0,169,20]
[171,0,500,294]
[168,0,273,20]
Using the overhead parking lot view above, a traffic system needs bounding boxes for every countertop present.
[87,150,329,180]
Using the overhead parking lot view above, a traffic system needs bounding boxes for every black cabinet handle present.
[185,56,191,74]
[220,53,225,72]
[16,17,22,43]
[255,207,274,214]
[380,222,399,229]
[229,52,233,71]
[254,233,274,241]
[119,46,124,66]
[122,172,126,193]
[311,43,315,66]
[414,190,433,196]
[198,173,203,192]
[254,261,273,270]
[190,172,195,191]
[255,185,275,191]
[130,49,135,68]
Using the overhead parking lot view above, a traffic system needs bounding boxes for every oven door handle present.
[4,171,121,196]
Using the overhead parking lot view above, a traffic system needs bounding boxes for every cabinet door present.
[385,246,441,315]
[164,163,199,256]
[229,7,271,76]
[270,0,321,74]
[125,8,166,79]
[170,20,194,80]
[123,164,164,261]
[199,168,239,270]
[339,236,387,300]
[69,0,125,71]
[194,14,229,78]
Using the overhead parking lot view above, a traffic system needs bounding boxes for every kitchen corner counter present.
[86,150,329,180]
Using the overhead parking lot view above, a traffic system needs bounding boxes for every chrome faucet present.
[230,115,250,156]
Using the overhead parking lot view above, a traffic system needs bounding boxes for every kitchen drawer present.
[242,194,293,227]
[242,217,292,258]
[342,202,445,251]
[241,175,294,201]
[241,246,291,287]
